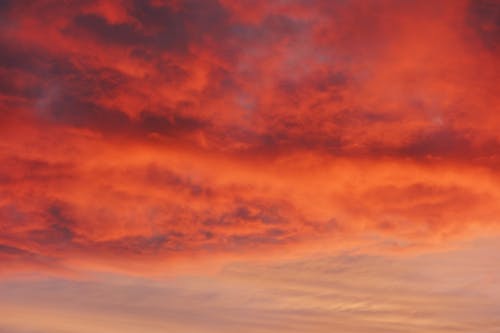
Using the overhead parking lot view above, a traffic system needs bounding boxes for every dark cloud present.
[228,231,290,247]
[398,127,500,160]
[0,244,32,256]
[65,0,231,53]
[0,157,74,184]
[467,0,500,50]
[94,234,170,256]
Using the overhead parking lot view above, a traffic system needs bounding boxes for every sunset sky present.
[0,0,499,332]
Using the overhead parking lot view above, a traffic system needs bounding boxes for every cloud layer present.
[0,0,499,274]
[1,238,499,332]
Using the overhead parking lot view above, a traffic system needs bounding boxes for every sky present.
[0,0,499,332]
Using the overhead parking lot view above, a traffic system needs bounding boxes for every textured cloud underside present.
[0,0,499,274]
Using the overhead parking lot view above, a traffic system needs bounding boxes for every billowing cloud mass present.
[0,0,499,275]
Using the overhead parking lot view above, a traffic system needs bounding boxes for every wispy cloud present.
[1,238,499,332]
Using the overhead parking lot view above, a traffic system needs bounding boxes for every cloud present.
[467,0,500,51]
[0,0,499,275]
[0,238,499,332]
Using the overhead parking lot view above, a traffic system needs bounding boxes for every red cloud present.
[0,0,498,275]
